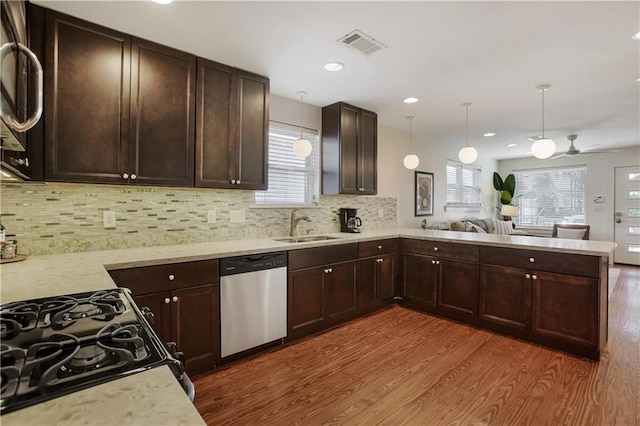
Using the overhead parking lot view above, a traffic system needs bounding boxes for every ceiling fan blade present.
[550,153,567,159]
[578,149,621,154]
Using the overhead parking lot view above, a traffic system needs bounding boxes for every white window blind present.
[254,121,320,205]
[514,166,587,228]
[446,161,482,209]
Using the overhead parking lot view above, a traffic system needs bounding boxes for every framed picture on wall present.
[415,171,434,216]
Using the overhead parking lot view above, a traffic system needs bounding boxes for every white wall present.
[498,146,640,242]
[377,124,497,228]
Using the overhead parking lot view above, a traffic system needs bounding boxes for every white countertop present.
[0,228,615,424]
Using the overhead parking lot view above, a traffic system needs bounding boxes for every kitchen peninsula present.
[0,229,615,424]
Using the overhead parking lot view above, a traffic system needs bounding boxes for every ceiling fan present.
[549,134,620,159]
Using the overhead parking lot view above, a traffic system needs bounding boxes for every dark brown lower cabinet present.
[288,260,358,339]
[108,260,219,375]
[437,259,479,318]
[479,264,531,331]
[358,253,396,313]
[401,253,437,309]
[531,271,599,348]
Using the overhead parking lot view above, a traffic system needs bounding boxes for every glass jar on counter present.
[0,240,18,259]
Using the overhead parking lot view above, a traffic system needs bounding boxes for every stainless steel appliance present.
[220,252,287,358]
[1,0,43,180]
[339,208,362,233]
[0,288,193,414]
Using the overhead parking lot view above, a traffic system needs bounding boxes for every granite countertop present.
[0,228,616,424]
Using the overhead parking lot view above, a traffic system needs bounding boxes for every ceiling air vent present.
[338,30,387,56]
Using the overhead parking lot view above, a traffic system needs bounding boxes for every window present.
[514,166,587,228]
[254,121,320,205]
[446,161,482,210]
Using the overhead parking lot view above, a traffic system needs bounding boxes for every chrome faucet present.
[290,209,311,237]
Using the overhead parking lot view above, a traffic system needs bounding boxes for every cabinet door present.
[401,253,437,308]
[171,284,218,375]
[339,104,360,194]
[195,58,236,188]
[358,257,377,312]
[359,109,377,194]
[288,267,325,337]
[44,11,131,183]
[531,271,598,348]
[377,253,395,303]
[235,71,269,190]
[130,38,195,187]
[438,258,479,317]
[133,292,171,344]
[325,261,358,325]
[479,264,531,331]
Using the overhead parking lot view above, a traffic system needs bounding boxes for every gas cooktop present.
[0,288,183,414]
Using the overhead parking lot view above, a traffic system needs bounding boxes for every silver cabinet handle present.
[376,258,383,263]
[236,180,240,184]
[230,179,236,184]
[0,43,43,132]
[532,275,538,280]
[122,173,129,179]
[130,174,137,180]
[168,274,175,281]
[435,260,440,265]
[431,260,436,264]
[164,297,170,304]
[529,257,535,263]
[434,247,439,251]
[377,245,382,250]
[172,296,178,302]
[525,273,531,279]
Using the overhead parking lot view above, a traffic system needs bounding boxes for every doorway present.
[614,166,640,265]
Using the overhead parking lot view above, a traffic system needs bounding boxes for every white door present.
[614,166,640,265]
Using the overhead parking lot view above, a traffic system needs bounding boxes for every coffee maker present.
[339,208,362,233]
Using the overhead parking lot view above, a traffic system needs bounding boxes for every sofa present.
[449,218,515,235]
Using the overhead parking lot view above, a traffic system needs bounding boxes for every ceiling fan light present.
[458,146,478,164]
[403,154,420,170]
[293,138,313,158]
[531,138,556,159]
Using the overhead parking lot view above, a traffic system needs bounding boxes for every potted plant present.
[493,172,519,220]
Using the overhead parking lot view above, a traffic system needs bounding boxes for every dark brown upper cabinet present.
[42,8,195,186]
[322,102,377,195]
[195,58,269,190]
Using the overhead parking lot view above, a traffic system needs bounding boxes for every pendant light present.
[293,91,312,158]
[403,116,420,170]
[531,84,556,159]
[458,102,478,164]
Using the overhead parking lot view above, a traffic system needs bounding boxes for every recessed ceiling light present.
[483,132,496,137]
[633,31,640,40]
[152,0,173,4]
[403,97,419,104]
[506,143,517,147]
[324,62,344,72]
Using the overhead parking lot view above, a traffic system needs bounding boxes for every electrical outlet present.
[207,210,216,224]
[103,211,116,229]
[229,209,246,223]
[378,208,384,218]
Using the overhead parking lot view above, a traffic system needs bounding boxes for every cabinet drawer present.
[401,238,478,262]
[288,243,358,271]
[359,239,398,258]
[109,259,219,295]
[480,247,599,278]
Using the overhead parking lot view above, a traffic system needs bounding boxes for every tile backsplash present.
[0,182,397,255]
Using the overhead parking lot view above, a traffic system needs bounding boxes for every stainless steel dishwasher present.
[219,252,287,358]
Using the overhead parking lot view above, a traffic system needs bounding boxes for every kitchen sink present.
[274,235,341,243]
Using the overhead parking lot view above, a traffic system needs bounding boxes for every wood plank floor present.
[194,267,640,425]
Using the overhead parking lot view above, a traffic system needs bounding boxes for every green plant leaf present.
[503,174,516,197]
[500,191,512,204]
[493,172,504,191]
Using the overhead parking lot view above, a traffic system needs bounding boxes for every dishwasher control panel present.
[220,252,287,276]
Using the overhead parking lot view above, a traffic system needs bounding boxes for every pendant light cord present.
[541,88,545,138]
[465,105,469,147]
[299,93,304,139]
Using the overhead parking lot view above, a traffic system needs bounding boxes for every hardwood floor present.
[194,267,640,425]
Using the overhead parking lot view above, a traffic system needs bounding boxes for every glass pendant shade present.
[293,138,313,158]
[403,116,420,170]
[531,137,556,159]
[403,154,420,170]
[458,146,478,164]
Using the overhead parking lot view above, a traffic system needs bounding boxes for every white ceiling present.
[33,0,640,160]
